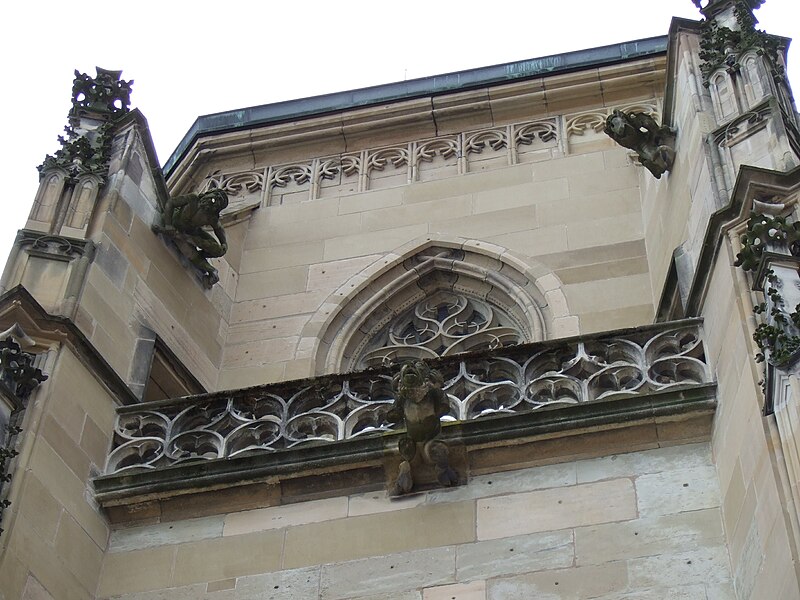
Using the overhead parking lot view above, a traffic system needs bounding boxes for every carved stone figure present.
[603,110,677,179]
[388,361,458,495]
[0,337,48,401]
[153,189,229,287]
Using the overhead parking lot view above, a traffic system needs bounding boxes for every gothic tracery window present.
[355,290,525,369]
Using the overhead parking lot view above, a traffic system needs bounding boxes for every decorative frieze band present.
[200,101,659,204]
[565,102,661,137]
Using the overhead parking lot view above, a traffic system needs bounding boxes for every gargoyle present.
[0,337,47,400]
[153,189,229,287]
[604,110,677,179]
[388,361,458,496]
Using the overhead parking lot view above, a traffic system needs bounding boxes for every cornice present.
[163,37,669,184]
[0,286,138,406]
[657,165,800,320]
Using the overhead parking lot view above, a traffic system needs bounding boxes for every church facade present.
[1,1,799,598]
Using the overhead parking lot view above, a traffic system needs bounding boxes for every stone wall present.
[75,117,237,395]
[223,133,655,387]
[97,443,732,600]
[0,346,115,599]
[702,235,800,599]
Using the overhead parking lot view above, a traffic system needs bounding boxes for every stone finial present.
[70,68,133,119]
[152,189,229,288]
[388,361,458,496]
[603,110,676,179]
[38,68,134,180]
[733,211,800,272]
[696,0,783,85]
[692,0,764,16]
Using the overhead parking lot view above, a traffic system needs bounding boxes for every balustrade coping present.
[94,318,715,518]
[94,384,716,509]
[116,317,705,414]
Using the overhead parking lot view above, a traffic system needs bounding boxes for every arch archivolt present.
[299,235,576,375]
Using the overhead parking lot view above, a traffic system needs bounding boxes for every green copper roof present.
[163,35,668,176]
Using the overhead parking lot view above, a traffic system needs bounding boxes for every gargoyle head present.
[604,110,630,139]
[199,188,229,214]
[393,361,443,404]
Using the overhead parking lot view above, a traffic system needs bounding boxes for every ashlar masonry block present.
[477,478,637,540]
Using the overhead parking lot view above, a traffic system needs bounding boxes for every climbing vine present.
[698,0,784,86]
[37,122,115,181]
[734,212,800,366]
[733,212,800,272]
[751,270,800,365]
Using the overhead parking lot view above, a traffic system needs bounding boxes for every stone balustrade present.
[106,319,711,475]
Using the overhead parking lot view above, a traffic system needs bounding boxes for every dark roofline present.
[163,35,668,177]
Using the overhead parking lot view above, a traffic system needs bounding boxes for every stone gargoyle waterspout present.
[604,110,677,179]
[152,188,229,287]
[388,361,458,496]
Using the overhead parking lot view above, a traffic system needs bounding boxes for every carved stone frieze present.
[15,231,94,259]
[197,115,568,203]
[464,129,508,153]
[203,171,264,196]
[105,321,710,474]
[514,121,558,146]
[196,102,661,203]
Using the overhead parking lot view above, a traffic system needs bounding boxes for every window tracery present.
[355,291,525,369]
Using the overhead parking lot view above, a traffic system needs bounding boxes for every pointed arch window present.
[312,244,550,374]
[355,290,525,369]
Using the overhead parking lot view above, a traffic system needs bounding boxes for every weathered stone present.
[456,530,574,581]
[477,478,637,540]
[153,189,230,287]
[603,110,676,178]
[109,515,224,552]
[320,547,456,600]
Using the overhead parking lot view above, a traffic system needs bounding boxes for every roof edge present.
[163,35,669,177]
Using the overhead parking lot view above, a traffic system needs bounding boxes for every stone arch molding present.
[306,236,576,375]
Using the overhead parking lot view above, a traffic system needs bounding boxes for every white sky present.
[1,0,798,269]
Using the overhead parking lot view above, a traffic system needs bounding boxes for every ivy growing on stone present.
[698,0,784,86]
[733,212,800,272]
[37,68,133,182]
[38,122,114,180]
[0,337,47,536]
[750,270,800,365]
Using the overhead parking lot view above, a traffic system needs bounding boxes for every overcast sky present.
[1,0,797,268]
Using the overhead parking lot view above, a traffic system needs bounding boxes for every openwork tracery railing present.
[106,320,710,474]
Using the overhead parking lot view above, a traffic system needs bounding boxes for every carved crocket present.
[388,361,458,496]
[152,188,229,287]
[603,110,677,179]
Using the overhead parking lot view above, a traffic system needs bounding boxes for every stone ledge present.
[94,384,716,525]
